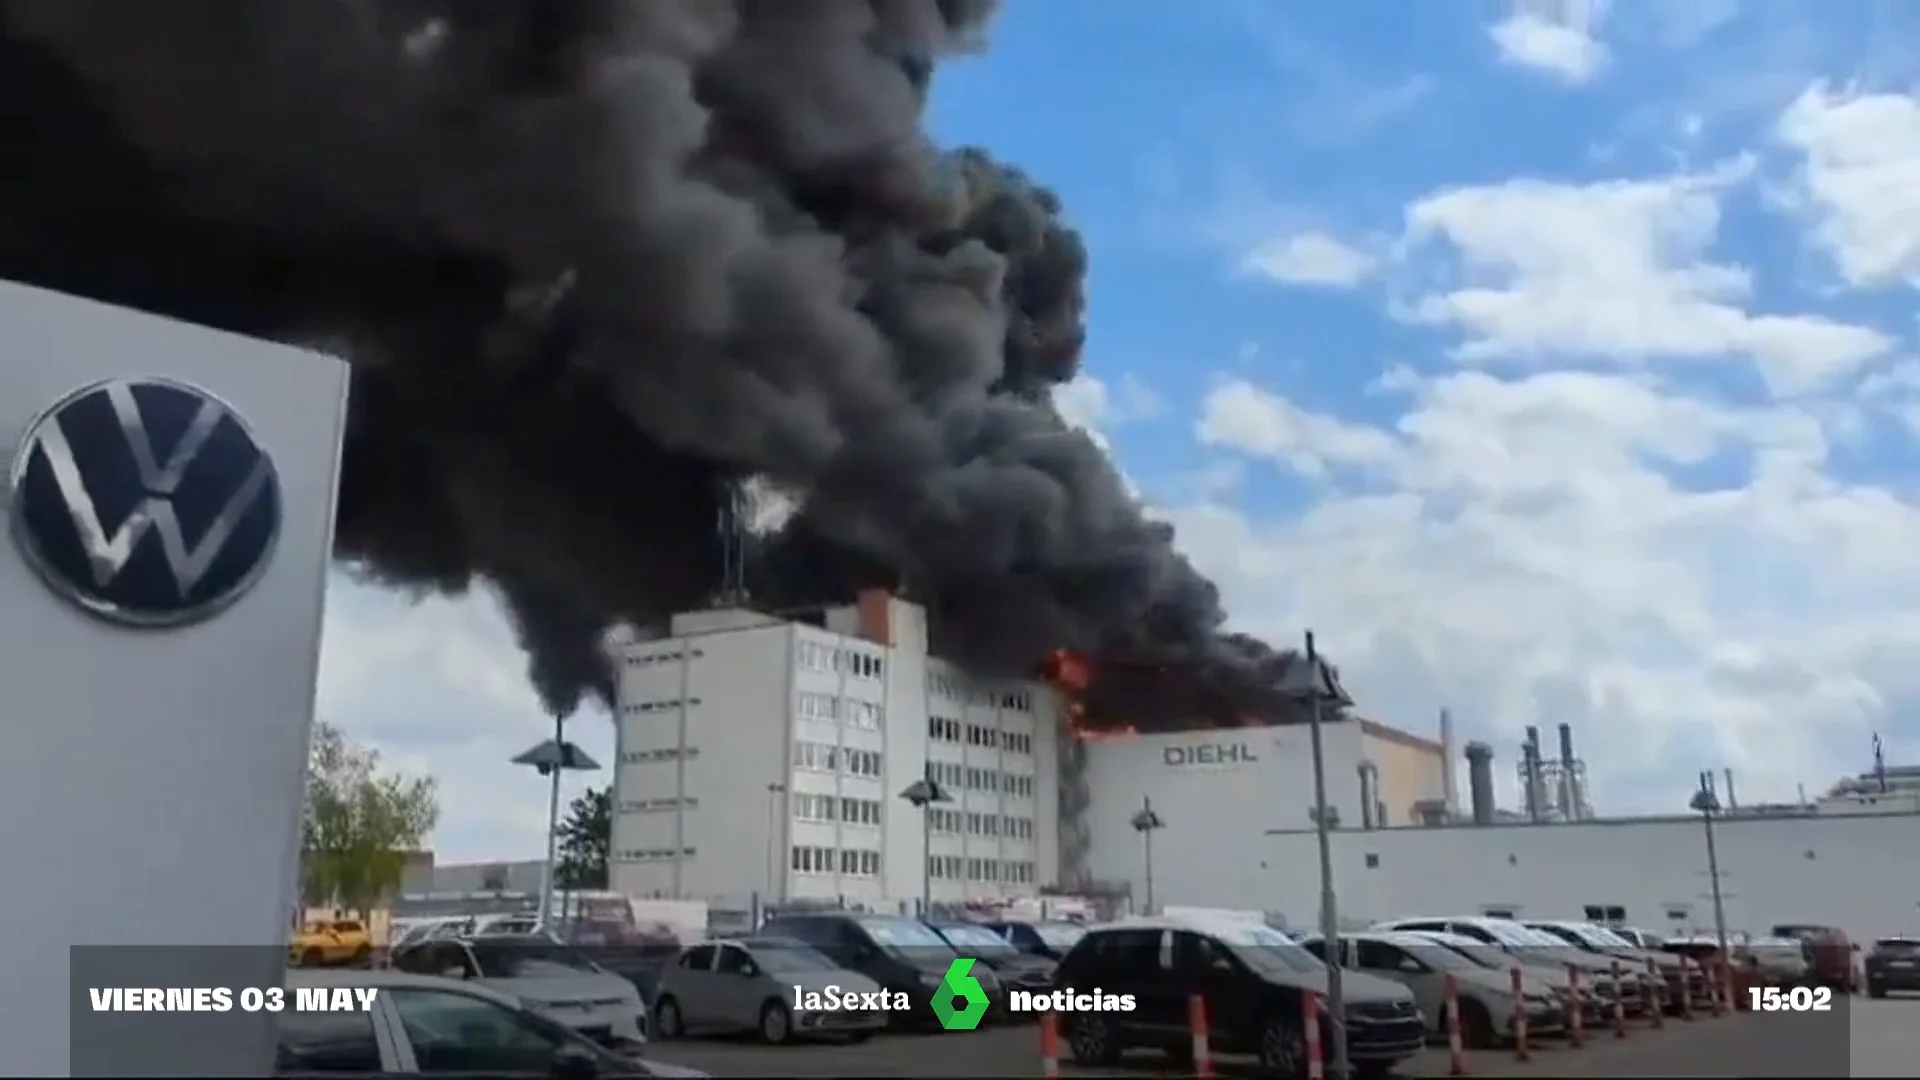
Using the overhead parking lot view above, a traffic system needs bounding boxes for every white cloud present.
[319,583,612,863]
[1776,82,1920,290]
[1397,162,1892,395]
[1177,365,1917,810]
[1240,232,1378,288]
[1488,0,1612,85]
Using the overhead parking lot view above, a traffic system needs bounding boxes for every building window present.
[798,641,834,672]
[623,648,704,666]
[927,807,962,833]
[928,716,962,742]
[928,854,964,879]
[618,748,700,765]
[839,796,883,826]
[842,748,883,778]
[617,797,698,813]
[838,849,882,876]
[615,847,696,862]
[1003,732,1032,754]
[796,691,839,722]
[791,845,837,874]
[1582,904,1628,923]
[845,701,882,730]
[620,697,701,714]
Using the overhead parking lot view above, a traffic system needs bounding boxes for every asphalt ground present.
[645,995,1920,1077]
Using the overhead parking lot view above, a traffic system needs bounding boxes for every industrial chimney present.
[1557,723,1577,822]
[1465,741,1496,826]
[1522,727,1544,823]
[1724,768,1739,811]
[1439,708,1459,817]
[1357,762,1379,830]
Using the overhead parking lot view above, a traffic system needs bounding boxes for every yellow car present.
[290,919,373,967]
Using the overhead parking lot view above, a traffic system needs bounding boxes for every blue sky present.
[321,0,1920,860]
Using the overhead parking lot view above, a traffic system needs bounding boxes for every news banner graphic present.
[89,987,378,1013]
[789,958,1136,1033]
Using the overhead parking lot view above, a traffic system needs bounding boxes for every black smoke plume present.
[0,0,1308,725]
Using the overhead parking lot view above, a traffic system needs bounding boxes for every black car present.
[1054,917,1425,1079]
[926,921,1058,1014]
[1866,938,1920,998]
[757,913,1001,1030]
[980,919,1088,961]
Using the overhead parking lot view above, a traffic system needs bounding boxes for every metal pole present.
[1142,828,1155,915]
[1307,631,1350,1080]
[538,714,563,930]
[921,806,933,917]
[764,785,779,904]
[1703,801,1729,961]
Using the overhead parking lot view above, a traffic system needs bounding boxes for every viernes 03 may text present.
[90,987,379,1013]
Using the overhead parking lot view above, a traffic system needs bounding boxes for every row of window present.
[796,692,883,729]
[926,760,1037,798]
[925,807,1038,840]
[621,647,705,667]
[621,697,701,715]
[792,741,885,778]
[615,847,697,862]
[798,640,886,680]
[618,747,700,764]
[618,797,698,813]
[792,793,885,826]
[790,845,883,876]
[927,855,1038,884]
[927,716,1034,753]
[928,672,1037,711]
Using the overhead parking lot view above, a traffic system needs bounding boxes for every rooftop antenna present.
[1874,733,1888,794]
[716,484,750,606]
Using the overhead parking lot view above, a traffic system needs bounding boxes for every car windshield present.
[467,941,599,978]
[1034,922,1086,949]
[938,925,1018,954]
[1475,922,1542,947]
[1631,930,1667,948]
[749,944,840,975]
[1401,941,1477,971]
[859,918,956,956]
[1214,922,1326,975]
[1586,927,1637,949]
[1434,940,1511,968]
[1541,924,1610,949]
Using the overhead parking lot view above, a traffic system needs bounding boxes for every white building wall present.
[610,594,1057,913]
[1252,813,1920,941]
[1082,722,1369,913]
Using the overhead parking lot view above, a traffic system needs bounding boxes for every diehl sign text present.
[1163,743,1258,767]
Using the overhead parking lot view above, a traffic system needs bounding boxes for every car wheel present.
[299,948,322,968]
[842,1031,873,1044]
[654,996,685,1039]
[1869,985,1888,1000]
[1067,1012,1122,1066]
[759,999,793,1045]
[1258,1016,1308,1079]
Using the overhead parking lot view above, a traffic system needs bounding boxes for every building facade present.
[1079,717,1449,911]
[1251,812,1920,941]
[609,592,1061,912]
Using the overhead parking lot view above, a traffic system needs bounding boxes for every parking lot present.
[646,997,1919,1077]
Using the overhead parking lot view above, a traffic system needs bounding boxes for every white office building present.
[609,591,1062,912]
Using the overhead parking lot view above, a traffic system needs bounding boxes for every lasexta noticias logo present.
[931,958,991,1031]
[7,377,282,627]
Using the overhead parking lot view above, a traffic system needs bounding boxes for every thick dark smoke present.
[0,0,1306,723]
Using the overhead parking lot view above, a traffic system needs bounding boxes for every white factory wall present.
[610,595,1058,912]
[1253,813,1920,941]
[1082,722,1371,914]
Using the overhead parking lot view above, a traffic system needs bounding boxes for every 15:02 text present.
[1746,986,1834,1012]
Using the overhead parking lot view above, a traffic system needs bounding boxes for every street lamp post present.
[1690,774,1731,965]
[1278,630,1354,1080]
[900,771,953,917]
[1129,796,1166,915]
[510,718,600,932]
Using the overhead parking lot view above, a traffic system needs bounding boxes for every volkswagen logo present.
[7,377,282,627]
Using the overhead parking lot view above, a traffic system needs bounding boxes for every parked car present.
[1303,932,1565,1049]
[275,969,702,1078]
[980,919,1087,961]
[650,936,884,1044]
[390,935,648,1049]
[1865,937,1920,998]
[757,913,998,1030]
[1523,920,1700,1008]
[1369,917,1640,1012]
[1769,924,1860,991]
[290,919,373,968]
[1736,936,1814,986]
[1056,913,1424,1079]
[1395,931,1601,1024]
[926,921,1059,998]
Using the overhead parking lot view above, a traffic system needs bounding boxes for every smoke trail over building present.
[0,0,1311,724]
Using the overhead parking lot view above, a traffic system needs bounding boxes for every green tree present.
[301,722,439,915]
[554,786,611,890]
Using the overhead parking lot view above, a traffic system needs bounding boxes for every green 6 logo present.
[931,958,991,1030]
